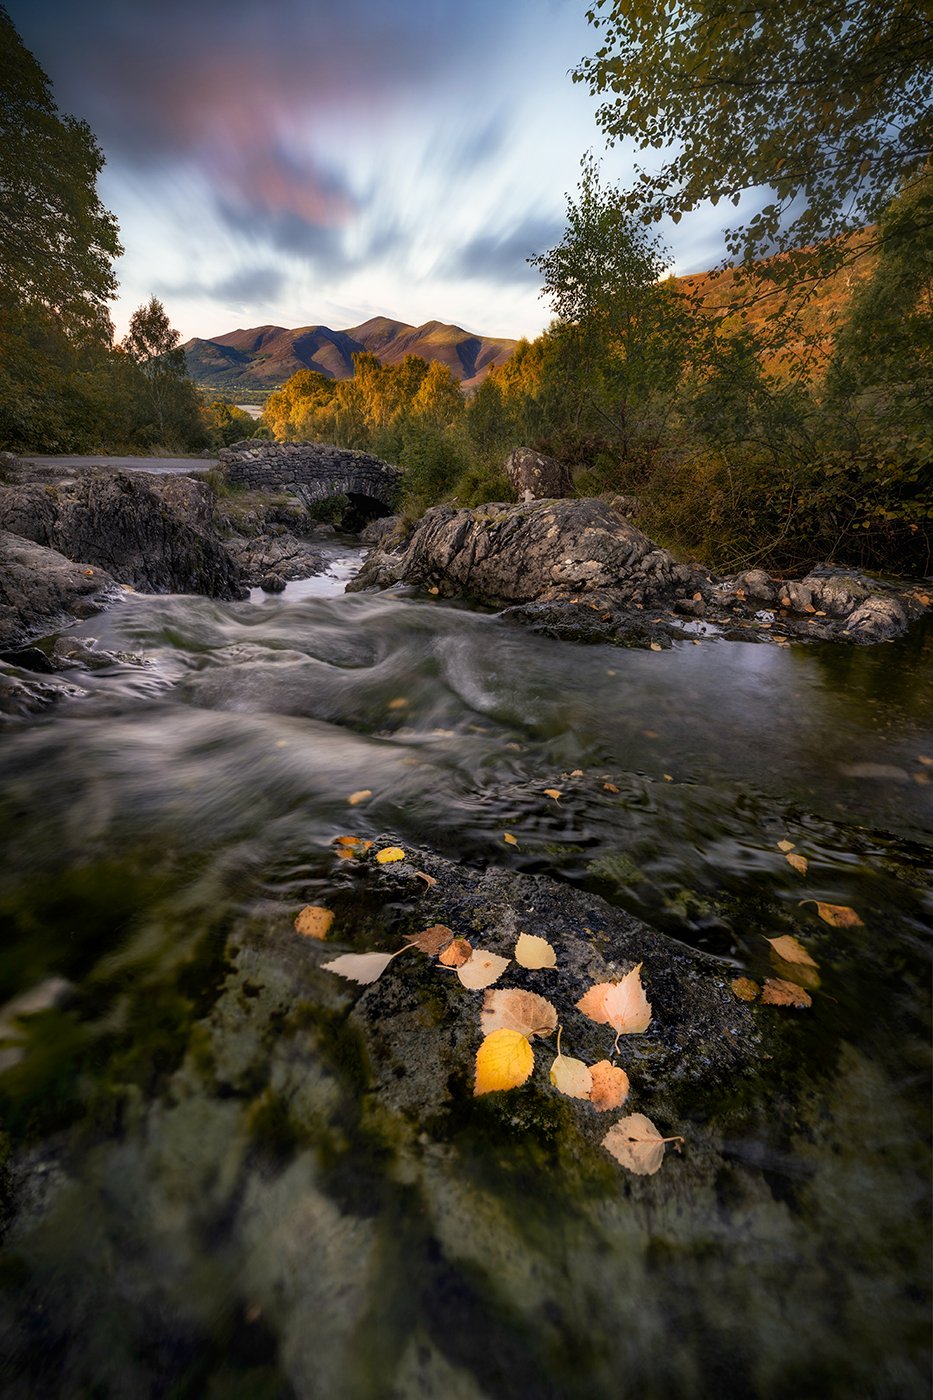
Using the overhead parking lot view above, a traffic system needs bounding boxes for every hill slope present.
[183,317,518,393]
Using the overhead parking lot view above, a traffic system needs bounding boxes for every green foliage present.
[201,399,257,450]
[575,0,933,264]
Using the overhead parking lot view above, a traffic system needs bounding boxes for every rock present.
[0,531,117,650]
[225,531,324,585]
[260,573,286,593]
[0,470,246,599]
[843,595,908,643]
[732,569,775,603]
[359,514,402,546]
[504,447,573,500]
[801,572,872,617]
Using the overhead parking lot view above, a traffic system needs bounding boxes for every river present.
[0,543,930,1398]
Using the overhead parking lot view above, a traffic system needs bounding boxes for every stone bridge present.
[219,441,402,518]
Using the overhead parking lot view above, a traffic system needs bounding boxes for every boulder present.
[0,470,246,599]
[224,531,324,586]
[0,531,117,651]
[505,446,574,500]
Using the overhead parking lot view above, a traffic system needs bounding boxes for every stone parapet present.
[219,440,402,508]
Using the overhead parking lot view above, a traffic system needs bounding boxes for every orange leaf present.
[588,1060,630,1111]
[766,935,818,969]
[602,782,620,794]
[413,870,437,888]
[785,853,809,875]
[576,964,652,1038]
[730,977,759,1002]
[438,938,472,967]
[294,905,334,940]
[543,788,562,801]
[503,832,519,846]
[761,977,812,1008]
[347,789,372,806]
[803,900,864,927]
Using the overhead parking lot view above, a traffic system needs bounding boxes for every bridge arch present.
[218,441,402,527]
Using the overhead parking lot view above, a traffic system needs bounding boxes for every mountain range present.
[182,316,518,394]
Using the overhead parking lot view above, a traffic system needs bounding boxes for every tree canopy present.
[0,5,121,337]
[574,0,933,263]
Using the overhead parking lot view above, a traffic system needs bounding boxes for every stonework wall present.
[219,440,403,507]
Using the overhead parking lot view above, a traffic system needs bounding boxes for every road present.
[17,455,219,475]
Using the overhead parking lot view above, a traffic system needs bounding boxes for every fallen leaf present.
[427,585,439,595]
[480,989,558,1039]
[543,788,562,801]
[570,769,584,777]
[803,900,864,927]
[293,906,334,940]
[916,754,932,766]
[347,789,372,806]
[375,846,406,864]
[83,568,95,576]
[603,782,620,794]
[761,977,812,1007]
[333,835,373,860]
[770,956,821,991]
[731,977,759,1002]
[413,870,437,888]
[457,950,510,990]
[766,935,818,969]
[785,852,809,875]
[387,696,409,710]
[602,1113,683,1175]
[588,1060,630,1111]
[514,932,557,970]
[777,839,796,853]
[439,938,472,967]
[643,730,659,739]
[405,924,454,956]
[663,773,673,782]
[576,964,652,1046]
[474,1029,535,1095]
[550,1053,593,1099]
[503,832,519,846]
[649,642,663,652]
[322,951,396,985]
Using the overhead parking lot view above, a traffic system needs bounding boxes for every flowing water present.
[0,544,930,1399]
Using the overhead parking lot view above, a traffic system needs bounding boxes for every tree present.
[574,0,933,265]
[0,5,121,338]
[122,298,203,447]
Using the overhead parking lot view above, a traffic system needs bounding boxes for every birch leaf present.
[438,938,472,967]
[322,951,395,985]
[543,788,562,801]
[550,1053,593,1100]
[588,1060,630,1111]
[785,853,809,875]
[761,977,812,1008]
[480,989,558,1039]
[347,789,372,805]
[515,932,557,969]
[375,846,406,864]
[777,839,796,852]
[804,900,864,927]
[576,964,652,1037]
[503,832,519,846]
[602,1113,682,1175]
[294,905,334,940]
[404,924,454,956]
[474,1029,534,1095]
[766,935,818,969]
[457,950,510,989]
[731,977,759,1002]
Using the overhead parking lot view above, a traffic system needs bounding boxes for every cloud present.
[448,216,566,285]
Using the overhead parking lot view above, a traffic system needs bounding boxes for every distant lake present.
[235,404,263,419]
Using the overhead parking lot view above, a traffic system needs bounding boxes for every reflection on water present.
[0,546,930,1398]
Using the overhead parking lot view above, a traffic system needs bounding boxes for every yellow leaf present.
[550,1053,593,1100]
[588,1060,630,1111]
[474,1029,534,1095]
[375,846,406,864]
[438,938,472,967]
[804,900,864,927]
[514,932,557,970]
[602,782,620,793]
[777,839,795,853]
[387,697,408,710]
[457,950,510,990]
[785,852,809,875]
[480,988,558,1039]
[294,906,334,940]
[663,773,673,782]
[766,935,818,969]
[322,951,395,985]
[730,976,759,1002]
[543,788,562,801]
[503,832,519,846]
[347,789,372,806]
[576,964,652,1043]
[602,1113,682,1175]
[404,924,454,956]
[569,768,584,777]
[761,977,812,1008]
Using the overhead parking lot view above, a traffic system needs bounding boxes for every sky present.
[7,0,729,344]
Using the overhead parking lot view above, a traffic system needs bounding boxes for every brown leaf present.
[803,900,864,927]
[730,977,759,1002]
[404,924,454,956]
[602,1113,682,1176]
[761,977,812,1008]
[457,950,510,989]
[576,964,652,1039]
[602,782,620,794]
[293,906,334,940]
[503,832,519,846]
[347,789,372,806]
[514,932,557,969]
[588,1060,630,1111]
[413,870,438,888]
[785,853,809,875]
[438,938,472,967]
[481,989,558,1040]
[766,935,818,969]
